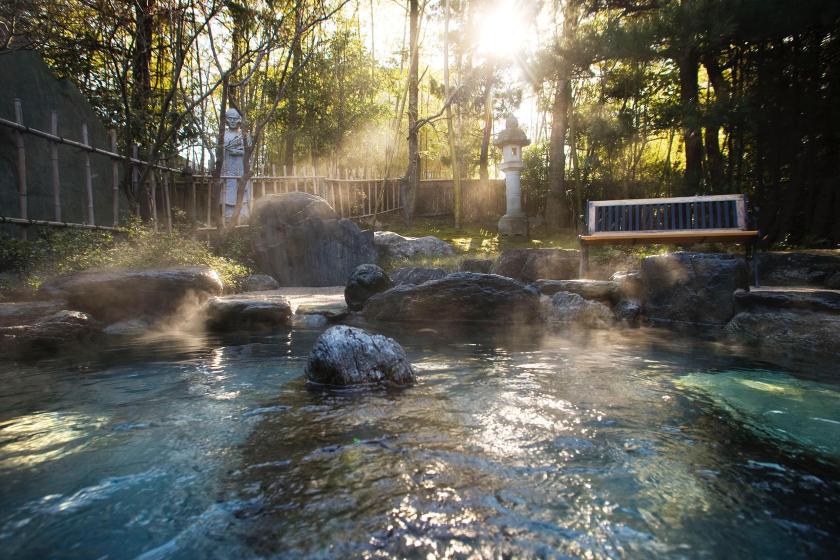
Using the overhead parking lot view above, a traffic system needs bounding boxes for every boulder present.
[103,318,151,337]
[534,279,619,303]
[490,248,580,282]
[0,300,68,327]
[641,253,748,326]
[241,274,280,292]
[614,299,642,326]
[373,231,455,261]
[0,310,100,357]
[39,267,223,323]
[725,309,840,357]
[251,192,377,286]
[540,292,614,330]
[733,288,840,314]
[305,325,416,386]
[363,272,540,324]
[610,270,644,300]
[459,258,494,274]
[754,251,840,286]
[390,267,448,286]
[345,264,393,311]
[204,293,292,331]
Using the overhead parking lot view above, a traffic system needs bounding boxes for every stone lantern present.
[494,114,530,236]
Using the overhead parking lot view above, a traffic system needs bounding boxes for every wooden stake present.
[50,110,61,222]
[110,130,119,226]
[13,99,27,239]
[163,172,172,232]
[81,122,95,225]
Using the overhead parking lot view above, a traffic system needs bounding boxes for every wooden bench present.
[579,194,760,286]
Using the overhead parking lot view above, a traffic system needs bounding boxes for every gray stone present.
[291,313,329,329]
[826,272,840,290]
[755,251,840,286]
[459,258,494,274]
[40,267,224,323]
[610,270,644,300]
[0,300,68,327]
[540,292,614,330]
[345,264,393,311]
[614,299,642,326]
[295,302,348,321]
[390,267,448,286]
[251,192,377,286]
[491,248,580,282]
[535,279,619,303]
[204,293,292,331]
[373,231,455,261]
[305,325,416,386]
[725,309,840,357]
[641,253,748,326]
[363,272,540,324]
[0,310,100,357]
[242,274,280,292]
[733,288,840,314]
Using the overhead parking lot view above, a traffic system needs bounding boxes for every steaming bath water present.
[0,327,838,559]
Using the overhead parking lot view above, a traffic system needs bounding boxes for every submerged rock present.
[641,253,748,326]
[390,266,447,286]
[614,299,642,326]
[0,300,68,327]
[491,248,580,282]
[373,231,455,261]
[363,272,540,324]
[535,279,619,303]
[40,266,224,323]
[540,292,614,330]
[103,318,151,337]
[345,264,393,311]
[305,325,415,386]
[725,309,840,357]
[241,274,280,292]
[204,293,292,331]
[251,192,377,286]
[0,310,99,357]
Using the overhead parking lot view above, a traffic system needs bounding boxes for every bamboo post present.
[206,177,212,227]
[50,110,61,222]
[149,169,158,232]
[272,164,278,193]
[110,130,119,226]
[293,164,298,192]
[81,122,95,225]
[186,169,196,222]
[131,144,140,217]
[13,99,27,239]
[163,172,172,232]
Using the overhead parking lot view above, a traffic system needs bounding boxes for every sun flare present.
[476,1,528,59]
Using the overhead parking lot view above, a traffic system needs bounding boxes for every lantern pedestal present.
[494,115,530,237]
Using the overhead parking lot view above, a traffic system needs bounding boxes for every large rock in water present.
[0,310,100,358]
[40,267,223,323]
[251,192,377,286]
[345,264,392,311]
[373,231,455,261]
[540,292,614,330]
[491,248,580,282]
[535,279,619,303]
[0,300,69,327]
[363,272,540,324]
[203,293,292,331]
[390,266,447,286]
[641,253,748,326]
[305,326,415,387]
[241,274,280,292]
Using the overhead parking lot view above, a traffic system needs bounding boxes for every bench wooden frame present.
[579,194,760,286]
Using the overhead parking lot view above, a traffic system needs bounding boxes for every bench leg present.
[579,243,589,279]
[753,238,760,288]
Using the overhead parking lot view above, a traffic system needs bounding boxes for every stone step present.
[734,287,840,314]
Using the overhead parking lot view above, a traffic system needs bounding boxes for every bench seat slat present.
[580,229,758,246]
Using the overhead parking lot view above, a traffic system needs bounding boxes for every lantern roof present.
[494,115,530,147]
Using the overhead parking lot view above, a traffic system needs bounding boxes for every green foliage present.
[0,220,252,300]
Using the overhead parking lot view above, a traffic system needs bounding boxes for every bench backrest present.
[585,194,749,235]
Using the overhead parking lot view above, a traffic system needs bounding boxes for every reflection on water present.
[0,326,837,559]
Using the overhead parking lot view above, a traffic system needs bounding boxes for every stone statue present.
[221,107,252,221]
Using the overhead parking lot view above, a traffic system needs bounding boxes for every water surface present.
[0,326,837,559]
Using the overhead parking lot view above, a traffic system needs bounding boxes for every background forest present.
[2,0,839,245]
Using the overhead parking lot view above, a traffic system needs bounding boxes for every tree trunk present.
[479,77,493,182]
[402,0,420,225]
[702,53,728,191]
[545,74,571,230]
[284,7,303,175]
[678,48,704,193]
[131,0,154,218]
[444,0,462,229]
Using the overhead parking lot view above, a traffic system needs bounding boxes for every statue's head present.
[225,108,242,129]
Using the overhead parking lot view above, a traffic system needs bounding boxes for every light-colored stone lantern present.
[495,114,530,236]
